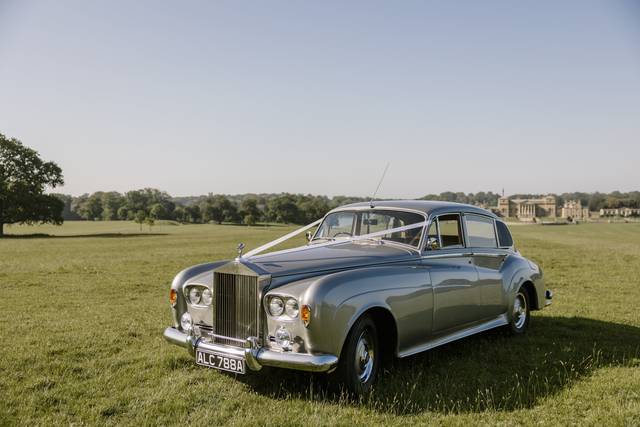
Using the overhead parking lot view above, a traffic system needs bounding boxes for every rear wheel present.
[508,286,530,334]
[334,315,380,395]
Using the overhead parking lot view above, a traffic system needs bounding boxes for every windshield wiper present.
[310,237,335,243]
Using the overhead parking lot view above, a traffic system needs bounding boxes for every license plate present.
[195,349,245,374]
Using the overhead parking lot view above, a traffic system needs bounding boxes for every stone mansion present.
[495,196,590,221]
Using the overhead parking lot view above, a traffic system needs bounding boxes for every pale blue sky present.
[1,1,639,198]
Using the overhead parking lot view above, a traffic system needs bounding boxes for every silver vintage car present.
[163,200,552,394]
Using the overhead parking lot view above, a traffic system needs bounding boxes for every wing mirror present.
[306,231,314,242]
[426,237,440,251]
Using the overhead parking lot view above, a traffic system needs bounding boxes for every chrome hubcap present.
[354,330,374,383]
[513,292,527,329]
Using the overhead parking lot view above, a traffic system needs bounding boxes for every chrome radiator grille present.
[212,272,259,347]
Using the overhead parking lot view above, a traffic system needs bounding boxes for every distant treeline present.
[51,189,640,225]
[52,190,370,225]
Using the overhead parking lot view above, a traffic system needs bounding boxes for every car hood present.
[248,241,418,277]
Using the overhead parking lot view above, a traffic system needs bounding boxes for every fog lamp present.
[180,312,193,332]
[275,326,292,351]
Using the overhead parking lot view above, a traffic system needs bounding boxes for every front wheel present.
[508,286,530,334]
[334,315,380,395]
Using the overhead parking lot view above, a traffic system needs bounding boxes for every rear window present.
[496,221,513,247]
[464,214,497,248]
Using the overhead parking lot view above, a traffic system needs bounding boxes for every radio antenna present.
[369,162,390,208]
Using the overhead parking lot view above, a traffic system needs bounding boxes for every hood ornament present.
[236,242,246,259]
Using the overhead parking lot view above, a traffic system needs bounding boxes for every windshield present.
[314,210,425,247]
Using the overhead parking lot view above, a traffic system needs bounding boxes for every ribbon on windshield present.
[241,218,427,260]
[241,219,323,259]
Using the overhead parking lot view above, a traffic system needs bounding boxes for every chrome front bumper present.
[163,327,338,373]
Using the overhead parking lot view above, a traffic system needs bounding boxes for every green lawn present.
[1,222,639,425]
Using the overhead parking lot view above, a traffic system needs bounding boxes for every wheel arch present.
[338,306,399,365]
[521,280,539,310]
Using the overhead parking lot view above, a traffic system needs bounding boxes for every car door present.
[463,213,507,320]
[422,213,481,333]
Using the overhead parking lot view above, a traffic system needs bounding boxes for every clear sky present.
[1,1,639,198]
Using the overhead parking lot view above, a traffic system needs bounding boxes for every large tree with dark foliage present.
[0,133,64,236]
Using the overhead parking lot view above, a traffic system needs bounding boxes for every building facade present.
[561,200,590,220]
[496,196,557,220]
[600,207,640,217]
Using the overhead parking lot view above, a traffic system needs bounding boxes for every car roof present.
[331,200,498,218]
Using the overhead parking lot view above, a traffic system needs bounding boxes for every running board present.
[398,314,509,358]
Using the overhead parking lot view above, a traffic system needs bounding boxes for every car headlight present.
[201,288,213,306]
[188,287,201,305]
[285,298,299,318]
[180,312,193,332]
[269,296,284,316]
[275,325,292,351]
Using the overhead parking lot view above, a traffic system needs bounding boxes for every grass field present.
[1,221,639,425]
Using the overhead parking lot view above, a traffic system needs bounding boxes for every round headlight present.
[201,288,213,306]
[189,287,201,305]
[285,298,299,318]
[180,312,193,332]
[275,325,292,351]
[269,296,284,316]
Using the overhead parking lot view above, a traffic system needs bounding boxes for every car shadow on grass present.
[1,233,168,239]
[237,316,640,415]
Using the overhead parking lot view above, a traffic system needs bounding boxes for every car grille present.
[212,272,260,347]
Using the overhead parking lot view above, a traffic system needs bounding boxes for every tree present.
[0,133,64,236]
[184,204,201,223]
[149,203,167,220]
[240,198,262,224]
[296,195,330,223]
[266,194,300,224]
[101,192,124,220]
[145,216,155,231]
[200,194,237,224]
[52,193,81,220]
[76,192,103,220]
[172,205,185,223]
[134,210,146,231]
[117,206,129,220]
[243,214,257,226]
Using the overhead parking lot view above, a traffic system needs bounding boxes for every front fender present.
[303,264,432,357]
[169,260,228,327]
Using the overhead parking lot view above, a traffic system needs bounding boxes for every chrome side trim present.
[469,252,506,258]
[421,252,472,260]
[163,327,338,373]
[398,314,509,358]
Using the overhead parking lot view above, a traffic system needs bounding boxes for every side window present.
[495,220,514,248]
[425,219,439,250]
[438,214,464,248]
[464,214,497,248]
